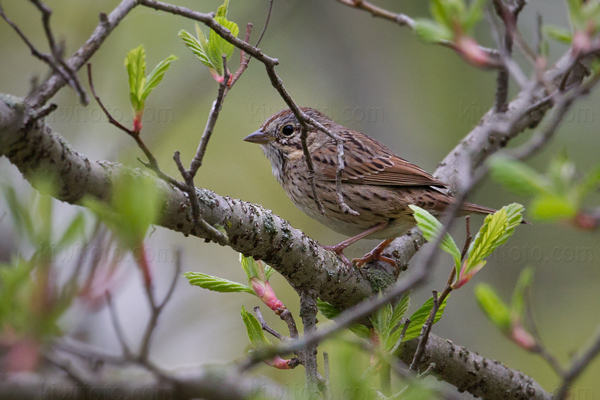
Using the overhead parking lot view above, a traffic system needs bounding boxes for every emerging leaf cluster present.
[408,203,524,289]
[317,294,447,350]
[125,45,177,115]
[545,0,600,45]
[184,254,275,295]
[178,0,239,77]
[414,0,486,43]
[475,267,534,333]
[490,154,600,222]
[1,186,87,340]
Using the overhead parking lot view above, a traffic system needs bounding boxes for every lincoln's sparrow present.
[244,108,496,269]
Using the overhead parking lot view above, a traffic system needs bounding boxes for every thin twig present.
[86,63,184,189]
[555,322,600,400]
[254,0,273,47]
[254,306,287,341]
[409,291,439,371]
[0,0,88,104]
[105,291,132,358]
[138,249,182,362]
[230,23,253,87]
[30,0,88,104]
[188,56,230,178]
[172,152,229,245]
[279,309,299,339]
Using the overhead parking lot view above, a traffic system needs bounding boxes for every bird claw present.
[353,252,399,277]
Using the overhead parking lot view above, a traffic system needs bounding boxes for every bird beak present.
[244,129,273,144]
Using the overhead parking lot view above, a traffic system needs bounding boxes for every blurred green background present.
[0,0,599,397]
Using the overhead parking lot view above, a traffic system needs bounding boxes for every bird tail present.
[462,202,530,225]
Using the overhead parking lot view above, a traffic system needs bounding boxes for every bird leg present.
[353,238,397,273]
[322,222,389,266]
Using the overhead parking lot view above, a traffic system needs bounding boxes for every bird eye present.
[281,125,295,136]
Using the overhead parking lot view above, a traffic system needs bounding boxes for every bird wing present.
[312,129,447,187]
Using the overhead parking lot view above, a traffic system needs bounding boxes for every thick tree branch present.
[0,365,287,400]
[399,334,551,400]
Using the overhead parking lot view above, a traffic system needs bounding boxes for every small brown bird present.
[244,108,496,269]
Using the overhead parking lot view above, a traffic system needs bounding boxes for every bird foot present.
[352,252,400,277]
[322,244,353,267]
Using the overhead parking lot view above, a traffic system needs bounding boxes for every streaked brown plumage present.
[244,108,496,269]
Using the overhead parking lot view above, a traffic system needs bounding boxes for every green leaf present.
[543,25,573,44]
[488,156,549,196]
[400,296,447,342]
[241,306,270,347]
[510,267,534,321]
[414,19,453,43]
[475,283,511,331]
[216,0,230,18]
[125,46,146,112]
[466,204,524,272]
[317,298,370,339]
[529,195,577,221]
[208,16,239,75]
[240,254,265,281]
[409,205,461,271]
[178,27,216,70]
[264,264,275,280]
[141,55,177,101]
[184,272,253,294]
[317,298,341,320]
[83,174,162,249]
[463,0,487,32]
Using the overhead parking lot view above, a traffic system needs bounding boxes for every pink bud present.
[572,31,592,56]
[133,111,143,133]
[265,356,294,369]
[511,324,536,350]
[250,278,285,314]
[573,211,599,231]
[456,35,490,67]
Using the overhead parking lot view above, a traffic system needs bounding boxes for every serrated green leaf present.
[529,195,577,221]
[414,19,453,43]
[495,203,525,248]
[388,293,410,335]
[317,298,340,320]
[208,16,239,75]
[475,283,511,331]
[178,28,215,70]
[409,205,461,271]
[466,204,523,274]
[241,306,270,347]
[489,156,549,196]
[216,0,230,18]
[125,46,146,112]
[141,55,177,102]
[510,267,534,321]
[371,302,393,336]
[184,272,253,294]
[543,25,573,44]
[400,296,447,342]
